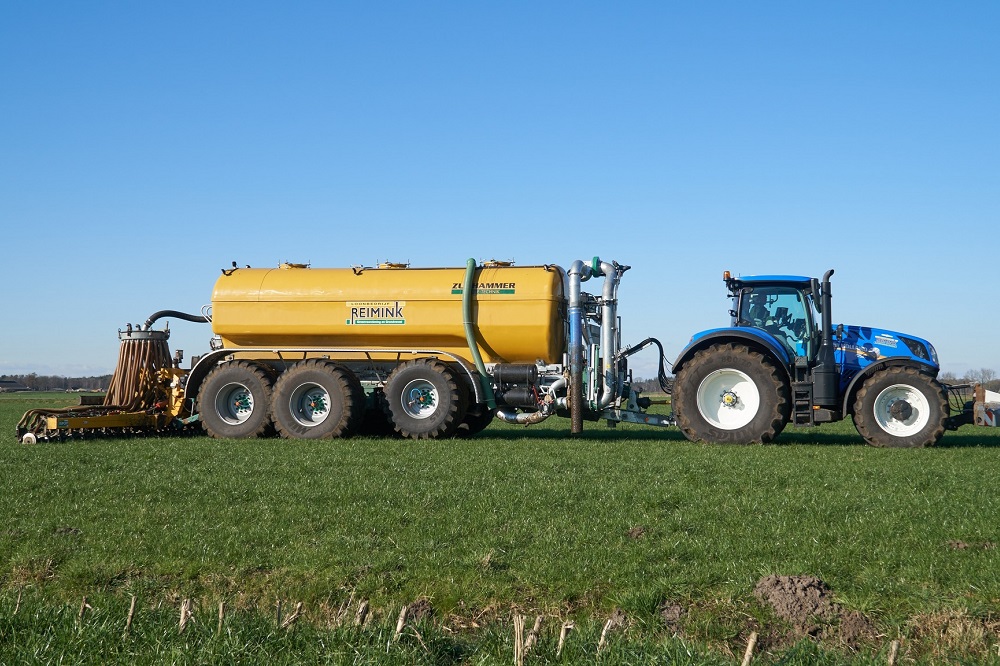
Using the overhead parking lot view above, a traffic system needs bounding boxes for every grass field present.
[2,391,1000,663]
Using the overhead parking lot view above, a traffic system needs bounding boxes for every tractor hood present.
[835,325,939,372]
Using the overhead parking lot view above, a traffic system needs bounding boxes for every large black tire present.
[456,405,496,438]
[852,367,947,448]
[674,343,790,444]
[358,387,398,436]
[198,361,274,439]
[385,359,468,439]
[271,361,364,439]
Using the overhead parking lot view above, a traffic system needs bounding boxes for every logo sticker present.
[874,335,898,348]
[451,282,516,295]
[346,301,406,325]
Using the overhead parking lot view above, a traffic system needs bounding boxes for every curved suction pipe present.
[495,407,552,425]
[463,258,497,409]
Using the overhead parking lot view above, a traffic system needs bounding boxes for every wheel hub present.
[871,383,931,437]
[695,368,762,431]
[401,379,439,419]
[720,390,740,408]
[889,399,913,421]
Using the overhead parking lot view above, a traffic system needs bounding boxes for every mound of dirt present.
[658,602,685,633]
[627,525,646,540]
[754,575,838,633]
[839,610,878,648]
[753,575,878,650]
[406,598,434,622]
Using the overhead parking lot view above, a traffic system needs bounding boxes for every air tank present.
[211,263,567,364]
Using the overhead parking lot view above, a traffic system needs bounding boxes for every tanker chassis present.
[18,258,974,448]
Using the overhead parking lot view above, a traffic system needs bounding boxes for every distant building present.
[0,380,31,392]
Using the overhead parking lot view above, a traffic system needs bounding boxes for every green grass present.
[2,391,1000,663]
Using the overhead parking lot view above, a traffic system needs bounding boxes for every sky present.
[1,2,998,380]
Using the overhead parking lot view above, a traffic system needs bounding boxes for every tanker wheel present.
[272,361,365,439]
[456,406,496,438]
[359,387,397,436]
[852,367,947,448]
[385,359,468,439]
[198,361,275,439]
[674,343,790,444]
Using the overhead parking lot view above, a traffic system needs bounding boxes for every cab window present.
[739,287,813,358]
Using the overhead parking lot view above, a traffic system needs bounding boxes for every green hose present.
[463,258,497,409]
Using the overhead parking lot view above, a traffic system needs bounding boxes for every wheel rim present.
[401,378,438,419]
[696,368,761,430]
[287,382,331,428]
[872,383,930,436]
[215,382,256,425]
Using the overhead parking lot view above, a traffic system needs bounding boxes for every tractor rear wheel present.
[674,343,790,444]
[852,367,947,447]
[385,359,468,439]
[272,361,364,439]
[199,361,274,439]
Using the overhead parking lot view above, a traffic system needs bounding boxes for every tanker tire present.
[385,359,468,439]
[456,406,496,438]
[360,387,398,436]
[272,361,364,439]
[852,366,947,448]
[199,361,275,439]
[674,343,790,444]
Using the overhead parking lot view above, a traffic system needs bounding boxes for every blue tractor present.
[672,270,948,447]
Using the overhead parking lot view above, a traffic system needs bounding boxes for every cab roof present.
[735,275,812,286]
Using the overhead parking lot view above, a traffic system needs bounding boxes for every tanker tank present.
[210,263,567,365]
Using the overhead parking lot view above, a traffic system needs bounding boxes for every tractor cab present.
[726,273,820,362]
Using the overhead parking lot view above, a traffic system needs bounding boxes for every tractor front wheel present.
[852,367,947,448]
[674,343,790,444]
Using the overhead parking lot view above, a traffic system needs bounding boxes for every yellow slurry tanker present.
[18,258,672,444]
[16,257,992,446]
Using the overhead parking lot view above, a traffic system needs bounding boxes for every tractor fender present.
[839,358,940,418]
[674,328,791,378]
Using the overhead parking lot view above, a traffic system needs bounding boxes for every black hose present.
[144,310,210,328]
[616,337,673,394]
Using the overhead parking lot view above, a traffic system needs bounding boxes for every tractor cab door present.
[737,286,816,361]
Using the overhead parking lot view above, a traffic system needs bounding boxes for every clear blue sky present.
[2,2,997,379]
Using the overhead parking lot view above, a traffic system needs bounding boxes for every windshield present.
[738,287,814,358]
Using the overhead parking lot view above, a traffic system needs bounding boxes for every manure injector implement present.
[17,259,994,447]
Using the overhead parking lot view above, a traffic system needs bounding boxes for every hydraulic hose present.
[463,259,497,410]
[144,310,211,329]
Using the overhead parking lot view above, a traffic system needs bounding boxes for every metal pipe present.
[547,376,567,397]
[495,406,552,425]
[567,260,591,434]
[596,260,620,409]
